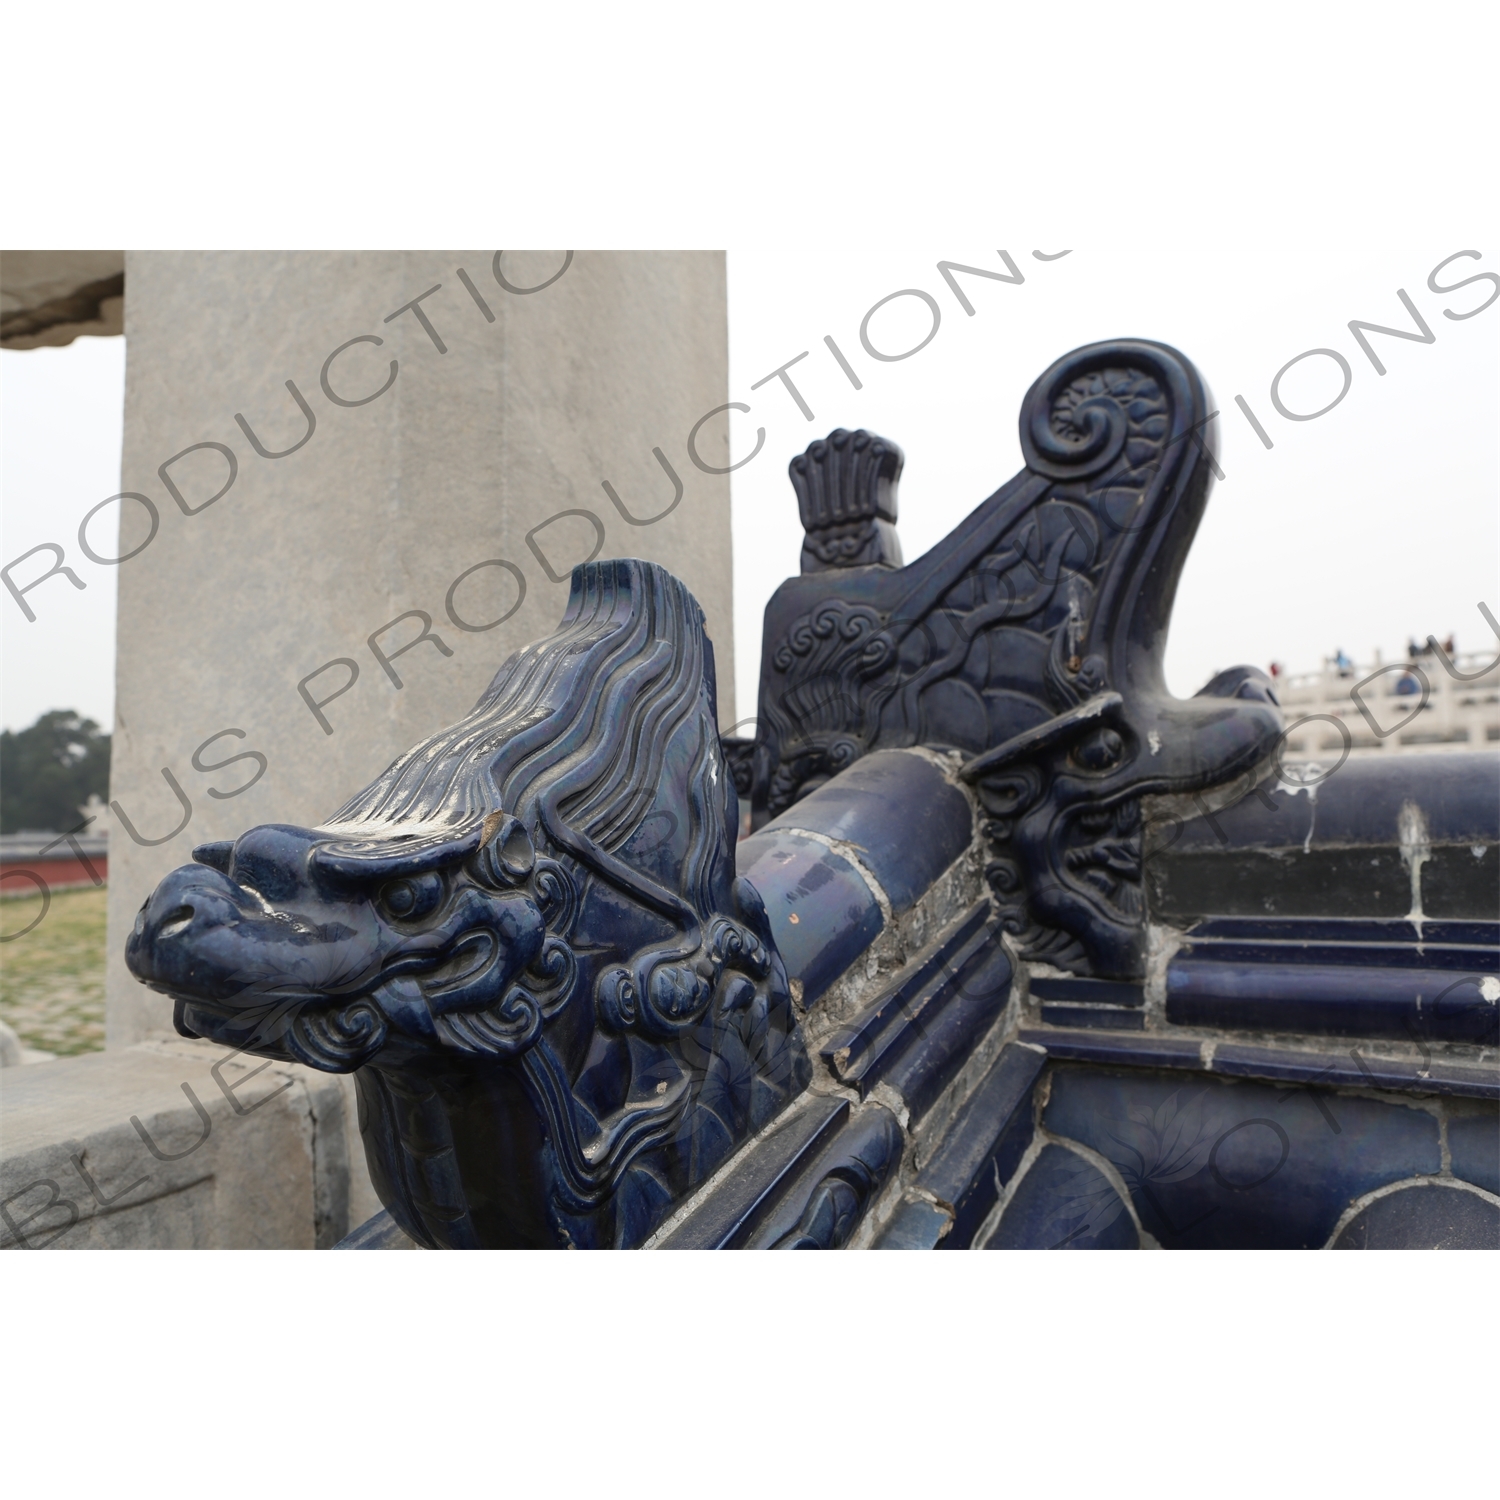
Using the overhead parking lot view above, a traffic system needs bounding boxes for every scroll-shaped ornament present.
[738,340,1285,977]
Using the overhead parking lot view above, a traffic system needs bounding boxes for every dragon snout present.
[126,864,252,986]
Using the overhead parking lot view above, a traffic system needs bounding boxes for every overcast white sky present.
[3,248,1496,733]
[2,336,124,733]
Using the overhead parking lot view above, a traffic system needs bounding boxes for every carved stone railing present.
[124,338,1499,1251]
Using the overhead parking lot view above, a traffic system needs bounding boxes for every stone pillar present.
[107,252,734,1045]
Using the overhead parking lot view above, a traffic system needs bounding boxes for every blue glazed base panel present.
[1039,1003,1146,1031]
[1043,1065,1440,1249]
[1030,976,1144,1006]
[1332,1184,1500,1249]
[1447,1105,1500,1196]
[986,1144,1139,1250]
[1163,753,1499,851]
[1165,959,1500,1045]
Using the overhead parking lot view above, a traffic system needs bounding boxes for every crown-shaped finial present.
[788,428,903,574]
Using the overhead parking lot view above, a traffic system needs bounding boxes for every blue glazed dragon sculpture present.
[127,560,808,1247]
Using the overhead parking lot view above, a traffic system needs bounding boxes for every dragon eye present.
[1074,728,1124,771]
[378,873,442,922]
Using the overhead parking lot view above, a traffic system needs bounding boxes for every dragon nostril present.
[158,905,195,939]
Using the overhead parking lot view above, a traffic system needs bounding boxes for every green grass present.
[0,885,108,1056]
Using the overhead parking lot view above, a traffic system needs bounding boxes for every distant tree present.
[0,711,112,834]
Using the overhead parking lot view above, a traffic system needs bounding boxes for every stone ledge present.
[0,1037,380,1249]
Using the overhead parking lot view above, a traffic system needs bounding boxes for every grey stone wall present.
[106,251,734,1044]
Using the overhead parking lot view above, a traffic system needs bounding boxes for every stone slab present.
[1,1037,379,1248]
